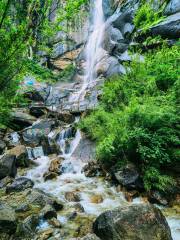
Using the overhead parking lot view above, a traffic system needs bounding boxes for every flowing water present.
[25,0,180,239]
[69,0,105,103]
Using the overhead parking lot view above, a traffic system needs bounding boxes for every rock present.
[56,111,75,124]
[80,234,100,240]
[0,154,17,180]
[113,163,143,190]
[112,10,135,33]
[0,202,17,234]
[48,217,61,228]
[49,157,62,174]
[90,195,103,204]
[15,203,30,213]
[17,214,39,238]
[148,190,168,206]
[68,211,78,220]
[6,177,34,193]
[102,0,117,19]
[11,109,37,130]
[38,228,54,240]
[74,203,85,213]
[7,145,29,167]
[72,136,96,163]
[40,137,60,156]
[0,140,6,155]
[43,171,58,181]
[93,203,172,240]
[65,191,81,202]
[0,176,13,188]
[22,119,55,144]
[26,189,63,211]
[41,204,57,219]
[29,106,47,118]
[164,0,180,15]
[124,190,139,202]
[82,162,102,177]
[149,12,180,39]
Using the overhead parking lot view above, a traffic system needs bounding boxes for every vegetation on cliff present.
[80,45,180,191]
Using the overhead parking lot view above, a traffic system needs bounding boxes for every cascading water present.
[24,0,180,239]
[69,0,105,102]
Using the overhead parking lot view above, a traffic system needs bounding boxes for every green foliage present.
[0,0,87,127]
[24,60,58,83]
[134,2,166,30]
[57,64,76,82]
[80,45,180,191]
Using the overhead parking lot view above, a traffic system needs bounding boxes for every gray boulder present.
[22,119,55,144]
[150,12,180,39]
[113,163,143,190]
[7,145,29,167]
[0,154,17,180]
[0,202,17,234]
[93,204,172,240]
[11,110,37,130]
[6,177,34,193]
[164,0,180,15]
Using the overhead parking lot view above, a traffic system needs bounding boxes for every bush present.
[134,2,166,30]
[80,45,179,191]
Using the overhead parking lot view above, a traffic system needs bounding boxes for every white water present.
[69,0,105,102]
[24,0,180,238]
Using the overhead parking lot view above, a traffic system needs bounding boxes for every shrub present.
[80,45,179,191]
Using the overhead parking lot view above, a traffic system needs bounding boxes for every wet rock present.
[40,137,60,156]
[0,140,6,155]
[93,203,172,240]
[148,190,168,206]
[82,162,102,177]
[15,203,30,213]
[75,215,94,238]
[90,194,103,204]
[38,228,54,240]
[65,191,81,202]
[56,111,75,124]
[72,136,96,163]
[80,234,100,240]
[29,106,47,117]
[124,190,139,202]
[43,171,58,181]
[164,0,180,15]
[17,214,39,238]
[0,202,17,234]
[0,154,17,180]
[48,217,61,228]
[6,177,34,193]
[11,109,37,130]
[41,204,57,219]
[113,163,143,190]
[27,189,63,211]
[22,119,55,144]
[68,211,78,220]
[113,10,135,33]
[7,145,29,167]
[74,203,85,213]
[49,157,62,174]
[0,176,13,188]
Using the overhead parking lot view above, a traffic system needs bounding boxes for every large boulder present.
[149,12,180,39]
[164,0,180,15]
[0,202,17,234]
[7,145,29,167]
[0,154,17,180]
[11,109,37,130]
[22,119,55,144]
[112,163,143,190]
[6,177,34,193]
[93,204,172,240]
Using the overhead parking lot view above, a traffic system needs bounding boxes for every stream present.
[23,0,179,239]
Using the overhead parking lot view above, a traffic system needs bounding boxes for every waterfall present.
[70,0,105,102]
